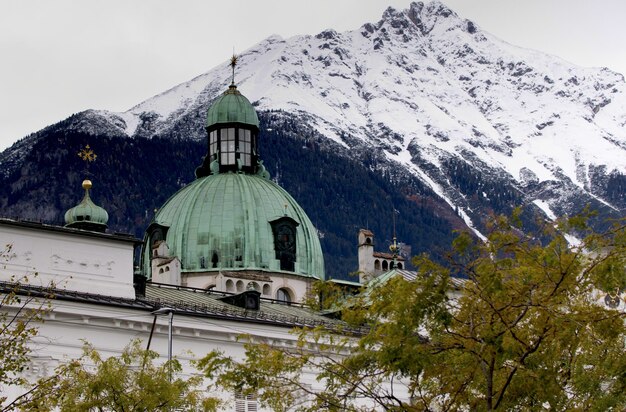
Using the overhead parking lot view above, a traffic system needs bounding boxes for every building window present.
[220,127,236,165]
[262,284,271,295]
[397,262,403,269]
[147,224,168,249]
[382,260,388,271]
[209,130,218,160]
[270,217,299,272]
[276,288,292,304]
[239,129,252,167]
[235,391,258,412]
[236,280,244,293]
[374,259,381,270]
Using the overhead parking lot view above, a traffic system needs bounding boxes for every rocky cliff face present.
[1,1,625,276]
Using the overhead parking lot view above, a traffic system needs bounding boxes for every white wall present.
[13,299,329,412]
[0,222,136,299]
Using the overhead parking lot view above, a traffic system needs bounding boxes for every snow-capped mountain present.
[76,0,626,235]
[2,1,625,240]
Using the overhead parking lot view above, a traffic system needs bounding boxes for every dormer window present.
[147,223,169,249]
[270,217,299,272]
[218,289,260,311]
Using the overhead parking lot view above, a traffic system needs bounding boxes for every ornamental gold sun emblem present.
[78,145,97,163]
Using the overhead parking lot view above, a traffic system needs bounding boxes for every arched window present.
[374,259,381,270]
[236,280,244,292]
[382,260,388,271]
[158,268,164,274]
[366,237,372,244]
[262,284,271,295]
[397,262,403,269]
[165,266,170,272]
[276,288,292,304]
[226,279,234,292]
[247,282,260,292]
[147,224,168,249]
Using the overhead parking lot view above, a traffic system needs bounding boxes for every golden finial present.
[82,179,93,190]
[389,237,398,254]
[230,53,238,85]
[78,145,97,163]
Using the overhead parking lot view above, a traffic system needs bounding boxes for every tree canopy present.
[25,340,219,412]
[201,212,626,411]
[0,243,51,412]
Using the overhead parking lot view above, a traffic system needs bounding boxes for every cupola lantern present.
[196,55,260,177]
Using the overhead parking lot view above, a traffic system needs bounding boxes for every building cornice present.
[0,217,140,245]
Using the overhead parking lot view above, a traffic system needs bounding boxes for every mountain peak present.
[376,1,464,40]
[5,1,624,239]
[421,0,457,18]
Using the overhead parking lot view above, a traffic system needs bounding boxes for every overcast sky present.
[1,0,625,151]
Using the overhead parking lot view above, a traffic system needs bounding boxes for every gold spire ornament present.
[78,145,97,163]
[230,54,238,85]
[77,144,97,179]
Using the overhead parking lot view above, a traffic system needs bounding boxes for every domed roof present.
[144,173,325,279]
[206,85,259,129]
[64,180,109,231]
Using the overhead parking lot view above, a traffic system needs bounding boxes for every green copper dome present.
[143,173,325,279]
[64,180,109,232]
[206,85,259,129]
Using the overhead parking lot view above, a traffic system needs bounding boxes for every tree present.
[24,339,220,412]
[1,243,217,411]
[200,212,626,411]
[0,244,52,412]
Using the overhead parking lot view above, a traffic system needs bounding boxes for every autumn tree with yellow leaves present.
[202,212,626,411]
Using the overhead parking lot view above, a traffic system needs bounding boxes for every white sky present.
[0,0,625,151]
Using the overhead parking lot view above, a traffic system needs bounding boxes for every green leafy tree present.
[24,340,220,412]
[200,213,626,411]
[0,244,53,412]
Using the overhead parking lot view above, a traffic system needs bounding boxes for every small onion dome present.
[206,85,259,129]
[64,179,109,232]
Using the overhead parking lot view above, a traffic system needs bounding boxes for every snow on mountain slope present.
[67,1,626,229]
